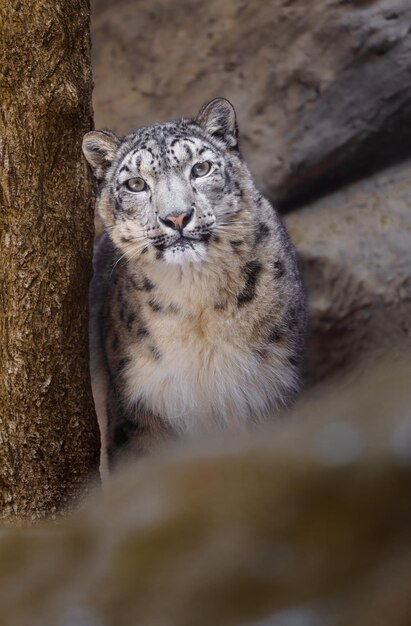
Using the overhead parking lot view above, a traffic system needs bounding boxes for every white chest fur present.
[123,305,294,435]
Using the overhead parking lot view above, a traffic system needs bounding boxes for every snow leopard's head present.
[83,98,253,266]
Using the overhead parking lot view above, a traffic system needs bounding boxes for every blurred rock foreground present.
[0,358,411,625]
[91,0,411,384]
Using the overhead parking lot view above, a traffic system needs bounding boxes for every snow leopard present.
[83,98,307,468]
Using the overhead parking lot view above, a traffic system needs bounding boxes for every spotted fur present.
[84,98,307,468]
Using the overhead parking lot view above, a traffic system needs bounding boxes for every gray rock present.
[286,159,411,383]
[91,0,411,208]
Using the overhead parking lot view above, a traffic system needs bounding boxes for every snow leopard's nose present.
[158,209,194,232]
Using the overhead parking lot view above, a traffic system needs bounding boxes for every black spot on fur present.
[116,358,129,376]
[128,275,140,290]
[289,354,300,368]
[273,259,285,279]
[137,326,149,338]
[234,181,243,198]
[156,250,164,260]
[109,357,130,384]
[255,222,270,245]
[106,354,130,386]
[119,164,130,174]
[149,345,161,361]
[154,240,165,252]
[230,239,243,248]
[143,277,155,291]
[267,326,283,342]
[148,298,162,312]
[126,311,136,330]
[115,199,124,213]
[111,403,138,451]
[224,168,232,187]
[237,260,262,306]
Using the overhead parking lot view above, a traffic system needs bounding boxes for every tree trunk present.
[0,0,100,521]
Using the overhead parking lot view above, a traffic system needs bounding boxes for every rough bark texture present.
[0,0,100,521]
[90,0,411,210]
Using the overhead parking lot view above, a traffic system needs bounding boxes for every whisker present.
[109,240,152,276]
[213,225,244,234]
[127,241,151,258]
[110,250,130,277]
[214,224,243,230]
[215,220,244,227]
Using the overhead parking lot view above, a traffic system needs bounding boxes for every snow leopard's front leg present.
[106,387,174,469]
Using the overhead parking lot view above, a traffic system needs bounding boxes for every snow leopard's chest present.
[122,306,291,434]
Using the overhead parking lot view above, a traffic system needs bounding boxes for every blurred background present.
[91,0,411,387]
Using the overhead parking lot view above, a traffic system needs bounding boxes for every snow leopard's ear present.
[196,98,238,149]
[82,130,120,180]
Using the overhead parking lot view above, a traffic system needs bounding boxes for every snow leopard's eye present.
[191,161,211,178]
[125,177,147,192]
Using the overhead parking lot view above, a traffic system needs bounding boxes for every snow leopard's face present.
[83,99,249,265]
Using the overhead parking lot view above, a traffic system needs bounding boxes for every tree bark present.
[0,0,100,521]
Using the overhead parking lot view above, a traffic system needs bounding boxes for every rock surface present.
[91,0,411,208]
[0,359,411,625]
[286,159,411,383]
